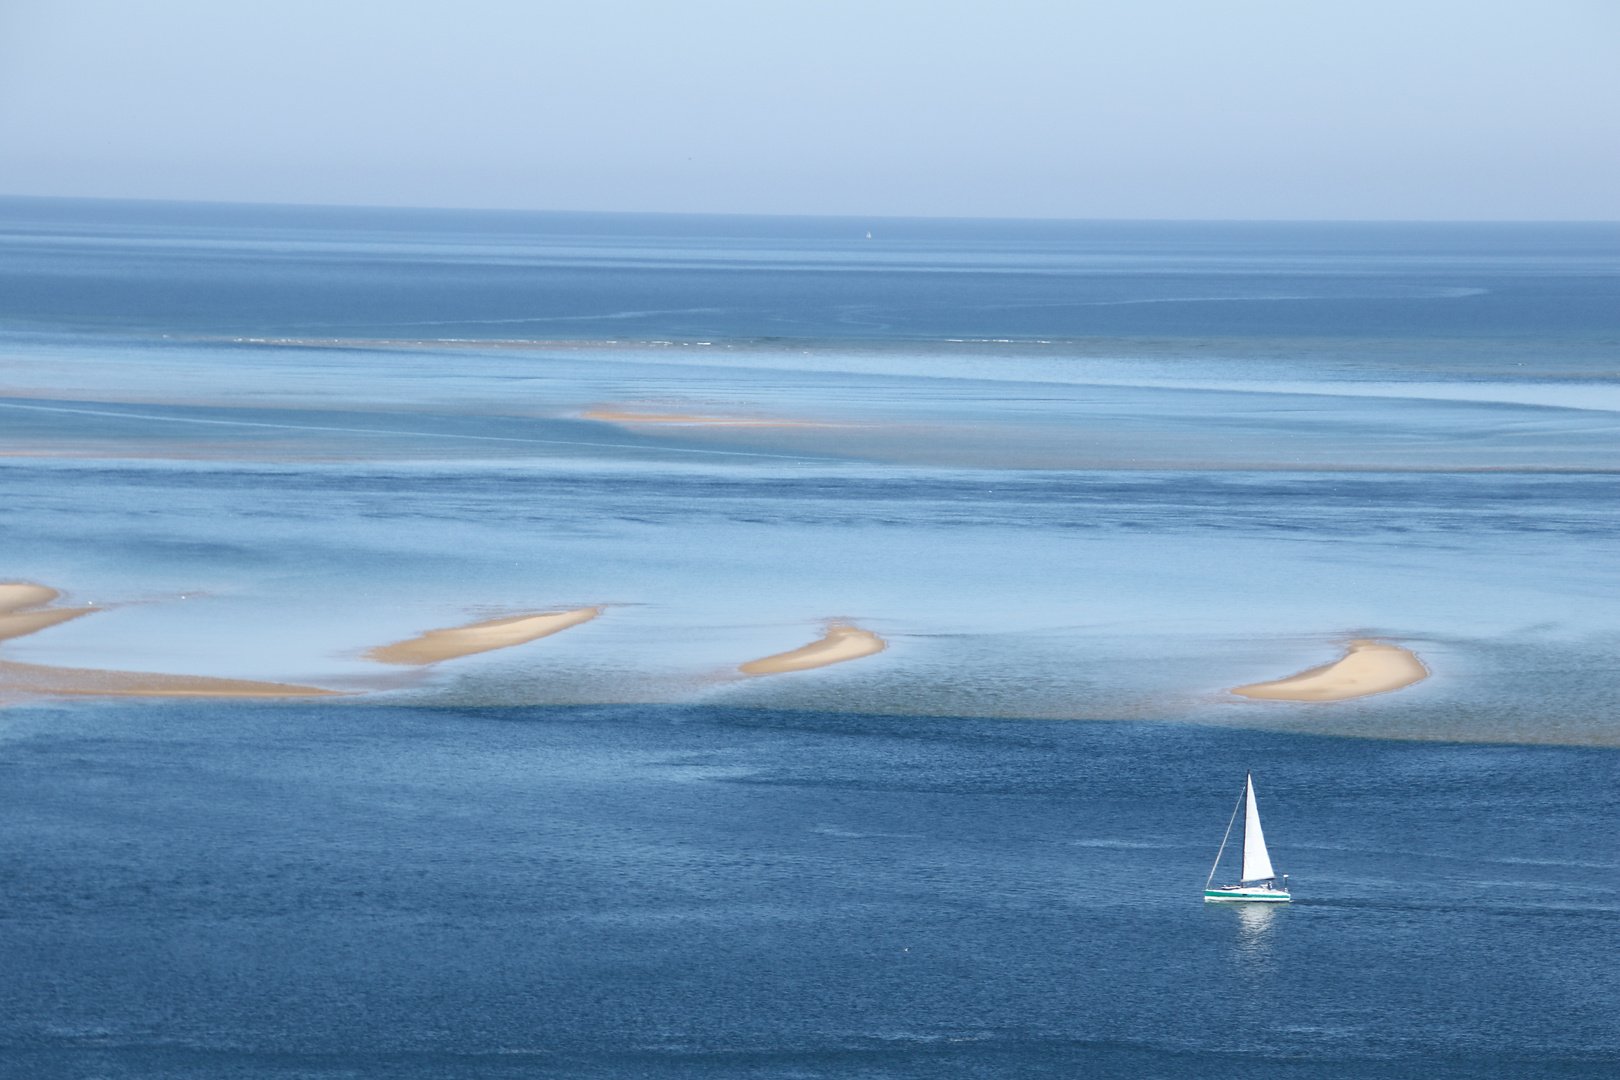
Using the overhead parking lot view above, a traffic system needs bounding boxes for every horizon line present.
[1,191,1616,228]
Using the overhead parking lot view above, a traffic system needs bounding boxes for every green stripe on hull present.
[1204,889,1290,903]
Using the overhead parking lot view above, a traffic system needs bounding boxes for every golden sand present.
[1231,640,1428,702]
[0,659,341,698]
[364,608,600,665]
[0,583,61,612]
[0,582,99,643]
[739,624,886,675]
[0,608,99,642]
[0,581,340,698]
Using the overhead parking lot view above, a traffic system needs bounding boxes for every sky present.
[0,0,1616,220]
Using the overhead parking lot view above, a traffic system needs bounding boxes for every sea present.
[1,197,1617,1077]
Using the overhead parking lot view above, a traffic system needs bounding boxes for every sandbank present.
[0,581,337,698]
[0,659,341,698]
[0,583,62,612]
[739,624,886,675]
[0,608,98,642]
[1231,640,1428,702]
[364,608,600,665]
[0,582,99,643]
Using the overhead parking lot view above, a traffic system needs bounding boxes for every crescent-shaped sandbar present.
[364,607,600,666]
[739,624,886,675]
[1231,639,1428,702]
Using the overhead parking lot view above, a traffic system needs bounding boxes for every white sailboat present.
[1204,772,1290,902]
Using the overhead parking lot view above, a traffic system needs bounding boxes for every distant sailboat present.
[1204,773,1290,903]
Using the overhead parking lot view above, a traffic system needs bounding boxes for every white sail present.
[1241,774,1275,883]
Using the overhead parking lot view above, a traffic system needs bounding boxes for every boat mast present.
[1205,774,1248,891]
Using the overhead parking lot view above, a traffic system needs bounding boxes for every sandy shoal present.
[0,583,61,613]
[365,608,600,665]
[0,608,98,643]
[1231,640,1428,702]
[739,624,886,675]
[0,582,100,643]
[0,659,341,698]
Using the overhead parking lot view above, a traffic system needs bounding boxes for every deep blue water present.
[0,701,1616,1079]
[1,198,1618,1076]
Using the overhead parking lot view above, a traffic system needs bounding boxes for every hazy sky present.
[1,0,1615,219]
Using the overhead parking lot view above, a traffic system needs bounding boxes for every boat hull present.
[1204,887,1290,903]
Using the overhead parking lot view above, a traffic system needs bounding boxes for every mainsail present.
[1241,773,1275,883]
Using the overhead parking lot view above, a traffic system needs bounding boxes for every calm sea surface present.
[1,198,1617,1076]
